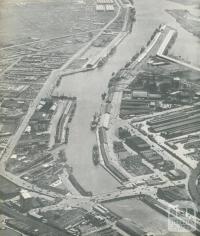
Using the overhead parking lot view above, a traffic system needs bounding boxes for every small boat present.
[109,46,116,56]
[92,145,99,165]
[101,92,106,100]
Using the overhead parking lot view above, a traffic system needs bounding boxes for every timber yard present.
[0,0,200,235]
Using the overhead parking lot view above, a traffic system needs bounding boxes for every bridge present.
[92,188,147,203]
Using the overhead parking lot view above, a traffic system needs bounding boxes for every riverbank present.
[96,24,169,183]
[166,9,200,39]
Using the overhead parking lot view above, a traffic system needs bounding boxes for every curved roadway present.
[188,164,200,207]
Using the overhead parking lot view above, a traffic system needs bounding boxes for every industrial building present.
[140,150,163,164]
[119,88,163,117]
[105,103,112,114]
[132,90,148,98]
[125,135,150,152]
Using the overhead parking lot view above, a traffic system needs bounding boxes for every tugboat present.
[92,145,99,165]
[109,46,116,56]
[101,92,106,100]
[90,112,99,130]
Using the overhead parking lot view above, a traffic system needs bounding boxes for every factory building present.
[132,90,148,99]
[125,135,150,152]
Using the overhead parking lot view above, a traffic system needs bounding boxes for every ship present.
[56,77,61,87]
[90,112,99,130]
[109,46,116,56]
[92,145,99,165]
[101,92,106,100]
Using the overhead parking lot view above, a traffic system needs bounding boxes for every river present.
[55,0,200,194]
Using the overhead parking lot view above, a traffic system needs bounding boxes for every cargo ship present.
[109,46,116,56]
[90,112,99,130]
[92,145,99,165]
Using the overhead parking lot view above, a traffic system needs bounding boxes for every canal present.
[56,0,200,194]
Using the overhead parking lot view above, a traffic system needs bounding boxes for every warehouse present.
[166,169,186,181]
[132,90,148,99]
[140,150,163,164]
[147,106,200,126]
[148,93,161,99]
[161,122,200,139]
[105,103,112,114]
[101,113,110,130]
[120,99,150,117]
[125,135,150,152]
[151,116,200,133]
[147,106,200,138]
